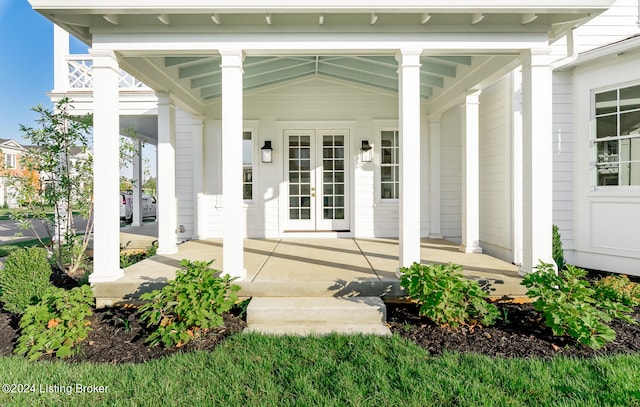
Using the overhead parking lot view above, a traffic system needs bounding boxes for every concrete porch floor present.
[94,227,527,307]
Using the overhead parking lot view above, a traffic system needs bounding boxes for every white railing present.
[67,56,149,90]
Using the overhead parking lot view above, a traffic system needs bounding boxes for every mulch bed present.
[1,269,639,363]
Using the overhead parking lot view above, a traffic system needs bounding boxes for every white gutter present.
[550,27,578,71]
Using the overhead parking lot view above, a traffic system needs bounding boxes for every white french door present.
[284,129,350,231]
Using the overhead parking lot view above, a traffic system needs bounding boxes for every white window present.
[3,153,16,169]
[243,131,253,200]
[594,84,640,186]
[380,130,399,199]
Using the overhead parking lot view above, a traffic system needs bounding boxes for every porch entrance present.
[284,129,350,231]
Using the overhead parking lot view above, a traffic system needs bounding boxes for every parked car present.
[120,192,156,222]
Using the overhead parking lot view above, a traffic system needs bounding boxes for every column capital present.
[520,48,554,67]
[219,49,245,70]
[156,92,174,107]
[427,113,442,123]
[90,49,119,72]
[395,49,422,66]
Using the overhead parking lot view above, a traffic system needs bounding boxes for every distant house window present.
[243,131,253,200]
[4,153,16,169]
[380,130,399,199]
[595,84,640,186]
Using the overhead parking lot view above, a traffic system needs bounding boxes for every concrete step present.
[245,296,391,336]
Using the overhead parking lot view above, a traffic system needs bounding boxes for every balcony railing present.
[67,56,149,90]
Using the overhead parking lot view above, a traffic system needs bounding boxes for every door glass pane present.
[288,134,312,221]
[321,135,346,221]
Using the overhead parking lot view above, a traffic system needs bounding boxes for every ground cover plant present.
[399,262,499,329]
[522,262,638,349]
[138,259,240,347]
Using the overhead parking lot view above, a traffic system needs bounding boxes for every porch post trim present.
[89,49,122,283]
[520,49,554,274]
[428,114,443,239]
[460,91,483,254]
[220,49,247,280]
[131,138,143,227]
[156,92,178,255]
[53,25,69,93]
[192,116,205,239]
[397,48,422,270]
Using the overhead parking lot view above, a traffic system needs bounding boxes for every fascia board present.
[29,0,615,14]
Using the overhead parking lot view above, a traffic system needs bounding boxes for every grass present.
[1,334,639,406]
[0,207,55,221]
[0,237,51,258]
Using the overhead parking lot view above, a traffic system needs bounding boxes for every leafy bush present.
[0,247,52,315]
[399,262,499,329]
[14,285,93,361]
[139,259,240,347]
[552,225,566,271]
[522,262,636,349]
[594,275,640,307]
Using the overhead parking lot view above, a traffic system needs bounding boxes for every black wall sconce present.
[261,140,273,163]
[360,139,372,162]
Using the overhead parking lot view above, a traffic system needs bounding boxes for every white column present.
[520,49,554,273]
[131,138,143,227]
[511,70,524,266]
[156,93,178,254]
[397,49,422,270]
[89,50,122,283]
[53,25,69,93]
[220,50,247,279]
[460,92,483,254]
[428,114,443,239]
[192,117,205,239]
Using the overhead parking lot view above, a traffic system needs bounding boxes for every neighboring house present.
[29,0,640,285]
[0,138,34,208]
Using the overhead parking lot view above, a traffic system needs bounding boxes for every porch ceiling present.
[32,1,614,113]
[162,54,471,101]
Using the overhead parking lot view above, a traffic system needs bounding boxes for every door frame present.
[280,126,352,233]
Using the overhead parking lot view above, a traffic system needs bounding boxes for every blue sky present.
[0,1,155,178]
[0,0,88,144]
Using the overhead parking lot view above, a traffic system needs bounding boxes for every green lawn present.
[1,334,639,406]
[0,238,51,258]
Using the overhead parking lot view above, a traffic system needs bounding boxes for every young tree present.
[9,98,93,279]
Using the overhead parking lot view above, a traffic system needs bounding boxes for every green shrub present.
[594,274,640,307]
[119,242,159,268]
[522,262,636,349]
[552,225,566,271]
[399,262,499,329]
[0,247,52,315]
[14,285,94,361]
[139,259,240,347]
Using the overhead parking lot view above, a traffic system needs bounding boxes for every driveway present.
[0,217,90,243]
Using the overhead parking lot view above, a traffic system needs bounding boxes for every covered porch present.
[96,229,527,307]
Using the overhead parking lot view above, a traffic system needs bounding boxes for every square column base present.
[459,245,483,254]
[89,269,124,283]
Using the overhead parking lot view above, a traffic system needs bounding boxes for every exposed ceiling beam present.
[471,13,485,25]
[103,14,119,25]
[521,13,538,24]
[157,14,171,25]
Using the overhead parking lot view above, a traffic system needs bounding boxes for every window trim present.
[592,81,640,189]
[3,153,16,170]
[373,120,400,204]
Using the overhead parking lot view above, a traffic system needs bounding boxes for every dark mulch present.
[387,301,640,359]
[0,306,246,364]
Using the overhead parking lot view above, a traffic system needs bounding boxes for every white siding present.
[552,0,640,58]
[479,76,513,261]
[440,106,462,241]
[201,76,407,238]
[174,107,195,239]
[571,51,640,275]
[552,71,575,258]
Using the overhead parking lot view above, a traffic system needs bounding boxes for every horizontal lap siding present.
[175,108,195,239]
[552,72,575,252]
[479,76,513,261]
[440,106,462,241]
